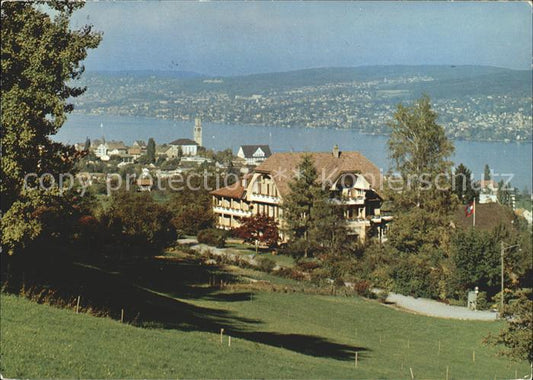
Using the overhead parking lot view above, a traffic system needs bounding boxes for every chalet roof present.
[133,140,146,147]
[169,138,198,146]
[239,145,272,158]
[254,151,383,197]
[210,182,246,199]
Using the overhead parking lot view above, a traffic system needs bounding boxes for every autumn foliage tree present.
[235,214,279,248]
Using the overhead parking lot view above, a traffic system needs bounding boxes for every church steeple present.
[193,117,202,146]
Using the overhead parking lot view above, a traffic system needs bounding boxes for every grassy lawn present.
[1,255,530,379]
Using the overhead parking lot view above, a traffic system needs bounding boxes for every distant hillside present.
[175,65,529,96]
[395,69,532,99]
[87,70,205,79]
[73,65,532,142]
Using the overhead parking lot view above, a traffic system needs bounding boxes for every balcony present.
[368,215,394,224]
[213,206,252,217]
[248,193,280,204]
[345,219,370,228]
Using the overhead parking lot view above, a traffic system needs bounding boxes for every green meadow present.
[1,253,529,379]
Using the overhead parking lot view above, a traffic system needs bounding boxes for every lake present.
[55,113,532,190]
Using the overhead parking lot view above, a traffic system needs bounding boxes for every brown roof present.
[169,138,198,146]
[107,141,127,150]
[210,181,246,199]
[453,202,514,231]
[254,151,383,197]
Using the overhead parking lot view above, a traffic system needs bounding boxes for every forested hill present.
[185,65,531,96]
[85,65,531,97]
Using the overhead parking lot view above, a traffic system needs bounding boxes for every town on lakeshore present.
[1,2,532,379]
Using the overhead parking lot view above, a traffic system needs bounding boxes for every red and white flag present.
[465,202,475,217]
[465,199,476,227]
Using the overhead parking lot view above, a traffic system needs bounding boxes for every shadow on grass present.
[2,254,368,361]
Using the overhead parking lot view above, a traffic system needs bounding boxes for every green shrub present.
[278,267,307,281]
[257,256,276,273]
[197,229,227,248]
[353,280,373,297]
[296,260,321,272]
[476,291,489,310]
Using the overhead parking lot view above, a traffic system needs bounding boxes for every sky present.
[70,1,532,77]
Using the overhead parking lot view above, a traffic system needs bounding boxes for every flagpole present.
[473,198,476,228]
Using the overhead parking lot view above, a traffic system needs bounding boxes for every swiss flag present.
[465,202,475,217]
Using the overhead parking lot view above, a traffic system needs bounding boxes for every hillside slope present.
[2,290,529,378]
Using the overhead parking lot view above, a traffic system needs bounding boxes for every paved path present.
[385,292,499,321]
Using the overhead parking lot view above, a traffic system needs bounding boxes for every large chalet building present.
[210,146,391,242]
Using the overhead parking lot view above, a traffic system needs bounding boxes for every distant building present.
[95,142,109,159]
[128,146,143,159]
[479,179,498,204]
[107,141,128,156]
[132,140,147,149]
[211,146,391,243]
[137,168,153,191]
[237,145,272,165]
[515,209,532,225]
[166,138,199,157]
[167,118,202,157]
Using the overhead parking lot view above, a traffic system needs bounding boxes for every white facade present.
[166,143,198,158]
[95,143,108,158]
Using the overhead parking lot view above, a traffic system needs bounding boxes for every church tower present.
[193,117,202,146]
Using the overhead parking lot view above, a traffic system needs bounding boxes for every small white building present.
[166,138,199,157]
[95,143,108,159]
[237,145,272,165]
[479,179,498,204]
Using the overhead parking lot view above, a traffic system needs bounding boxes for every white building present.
[237,145,272,165]
[166,138,199,157]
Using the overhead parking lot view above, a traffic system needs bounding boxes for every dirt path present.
[385,292,499,321]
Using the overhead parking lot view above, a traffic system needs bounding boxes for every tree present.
[497,180,515,208]
[383,96,456,298]
[449,229,501,297]
[167,175,214,235]
[453,163,478,204]
[146,138,156,164]
[484,164,492,181]
[308,192,350,255]
[99,191,177,258]
[84,137,91,151]
[486,289,533,371]
[235,214,279,248]
[1,2,101,254]
[282,155,348,257]
[387,95,455,213]
[282,155,318,257]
